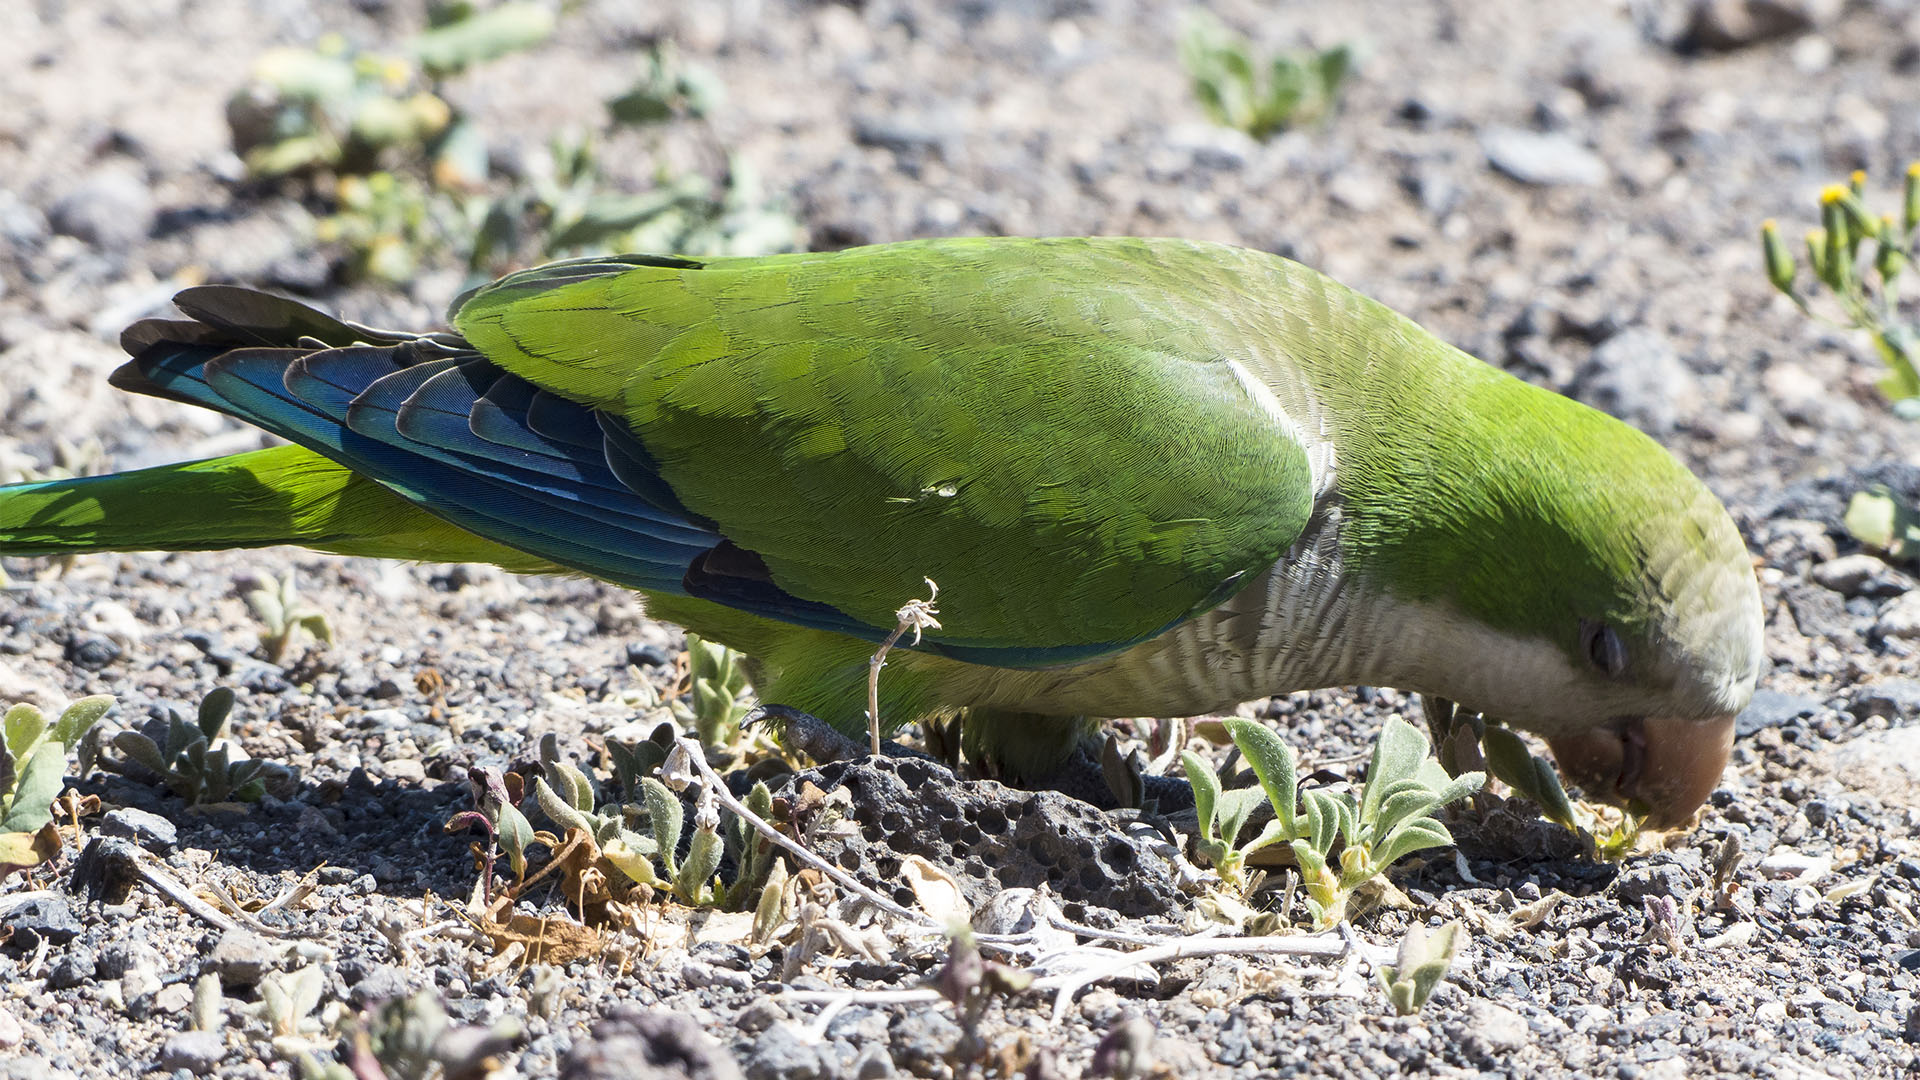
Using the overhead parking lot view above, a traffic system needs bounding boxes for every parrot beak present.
[1544,714,1734,829]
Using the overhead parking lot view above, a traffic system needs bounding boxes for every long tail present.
[0,443,557,570]
[3,282,879,644]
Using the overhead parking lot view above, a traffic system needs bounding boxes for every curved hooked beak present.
[1544,714,1735,829]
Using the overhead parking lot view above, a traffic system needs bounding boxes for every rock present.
[1825,728,1920,813]
[381,757,427,783]
[344,962,410,1006]
[71,836,144,905]
[1614,860,1697,904]
[851,1046,898,1079]
[1404,162,1463,218]
[734,1000,788,1036]
[1458,1000,1530,1059]
[1735,689,1822,738]
[0,1008,19,1049]
[46,945,97,989]
[850,113,953,158]
[1481,126,1608,187]
[626,642,672,668]
[1765,362,1862,430]
[1163,123,1255,172]
[1811,553,1910,598]
[0,894,81,947]
[1850,679,1920,722]
[559,1006,745,1080]
[972,888,1074,952]
[770,756,1180,918]
[205,929,278,987]
[1573,327,1697,436]
[46,166,157,250]
[742,1023,823,1080]
[1685,0,1842,51]
[1780,582,1858,644]
[151,981,194,1015]
[1875,594,1920,641]
[1329,168,1390,214]
[157,1029,225,1075]
[62,633,121,671]
[121,961,162,1015]
[887,1009,963,1078]
[1757,851,1831,882]
[0,190,49,249]
[680,958,751,992]
[98,807,179,853]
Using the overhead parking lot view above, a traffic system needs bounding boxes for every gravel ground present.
[3,0,1920,1077]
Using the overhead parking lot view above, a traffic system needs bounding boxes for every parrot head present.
[1339,379,1765,828]
[1524,475,1765,829]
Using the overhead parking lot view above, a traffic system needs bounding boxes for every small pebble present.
[158,1029,225,1075]
[205,929,279,987]
[98,807,179,853]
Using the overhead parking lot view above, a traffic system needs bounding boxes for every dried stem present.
[865,579,941,756]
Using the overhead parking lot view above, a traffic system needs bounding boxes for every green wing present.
[454,237,1314,662]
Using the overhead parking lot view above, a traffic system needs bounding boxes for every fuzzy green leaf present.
[1180,750,1224,846]
[411,1,555,77]
[1362,717,1430,824]
[676,822,721,903]
[1222,718,1297,838]
[1380,920,1463,1016]
[1370,816,1455,871]
[197,687,236,741]
[0,740,65,833]
[642,776,684,876]
[4,704,46,761]
[1213,787,1265,850]
[52,695,113,746]
[532,777,592,836]
[113,731,171,775]
[1302,788,1343,855]
[497,800,534,878]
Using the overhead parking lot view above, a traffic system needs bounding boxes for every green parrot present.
[0,237,1762,826]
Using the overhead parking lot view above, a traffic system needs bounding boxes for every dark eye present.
[1582,620,1628,677]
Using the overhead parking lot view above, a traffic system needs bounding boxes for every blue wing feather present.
[116,288,1129,662]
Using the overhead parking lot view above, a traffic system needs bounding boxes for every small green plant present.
[253,964,329,1041]
[1760,165,1920,416]
[0,695,112,875]
[532,736,779,909]
[682,633,753,748]
[294,989,522,1080]
[1179,11,1351,140]
[1378,919,1464,1015]
[1844,484,1920,564]
[929,928,1035,1067]
[111,687,278,804]
[445,765,536,894]
[1183,715,1482,928]
[228,4,554,182]
[606,41,725,126]
[234,14,796,285]
[247,572,333,664]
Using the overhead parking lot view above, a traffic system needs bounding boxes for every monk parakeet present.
[0,238,1762,826]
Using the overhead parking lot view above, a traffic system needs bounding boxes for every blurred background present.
[2,2,1916,491]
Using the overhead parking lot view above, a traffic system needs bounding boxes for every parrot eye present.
[1581,620,1628,678]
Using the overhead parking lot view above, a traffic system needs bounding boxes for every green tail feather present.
[0,443,557,571]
